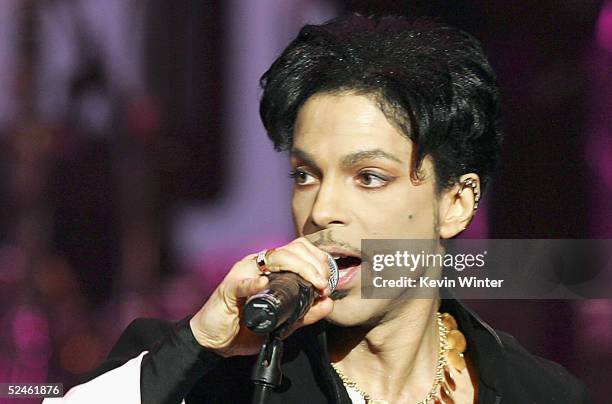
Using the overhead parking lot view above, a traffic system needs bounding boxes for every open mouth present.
[331,255,362,290]
[334,256,362,270]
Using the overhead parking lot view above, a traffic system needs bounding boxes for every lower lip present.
[335,264,361,290]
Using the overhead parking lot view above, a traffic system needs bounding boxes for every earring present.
[458,178,480,211]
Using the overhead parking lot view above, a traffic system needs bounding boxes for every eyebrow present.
[290,148,317,166]
[290,147,404,168]
[340,149,404,167]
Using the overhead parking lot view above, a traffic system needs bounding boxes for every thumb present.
[281,297,334,339]
[301,296,334,325]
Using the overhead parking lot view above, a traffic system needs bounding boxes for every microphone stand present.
[250,328,284,404]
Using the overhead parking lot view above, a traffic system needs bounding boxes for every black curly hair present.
[259,14,502,194]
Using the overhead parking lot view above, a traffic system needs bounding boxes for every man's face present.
[290,92,443,326]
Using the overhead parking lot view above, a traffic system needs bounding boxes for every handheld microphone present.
[242,253,338,334]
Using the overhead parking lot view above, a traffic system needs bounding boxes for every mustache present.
[307,231,376,264]
[307,231,362,256]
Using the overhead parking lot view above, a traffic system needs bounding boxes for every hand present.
[189,237,335,357]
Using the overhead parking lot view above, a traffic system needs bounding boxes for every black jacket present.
[88,298,592,403]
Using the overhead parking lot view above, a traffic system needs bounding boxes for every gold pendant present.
[448,349,466,372]
[447,330,467,352]
[441,312,458,330]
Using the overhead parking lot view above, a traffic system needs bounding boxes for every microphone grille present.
[325,252,339,292]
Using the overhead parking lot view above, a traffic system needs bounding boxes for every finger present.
[294,238,331,269]
[286,241,330,284]
[230,276,269,299]
[265,249,328,290]
[227,253,264,279]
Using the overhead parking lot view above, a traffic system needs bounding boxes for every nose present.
[309,178,348,229]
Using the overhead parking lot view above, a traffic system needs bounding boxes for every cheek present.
[291,191,312,233]
[356,188,436,238]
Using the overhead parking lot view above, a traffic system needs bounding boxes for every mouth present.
[325,250,362,291]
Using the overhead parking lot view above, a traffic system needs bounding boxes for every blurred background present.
[0,0,610,403]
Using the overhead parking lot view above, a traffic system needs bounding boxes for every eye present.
[289,169,317,185]
[357,171,390,188]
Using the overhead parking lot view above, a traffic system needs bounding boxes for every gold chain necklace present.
[330,312,466,404]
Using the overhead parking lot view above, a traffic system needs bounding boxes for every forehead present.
[292,92,412,158]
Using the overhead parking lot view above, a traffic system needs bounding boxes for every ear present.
[437,174,480,239]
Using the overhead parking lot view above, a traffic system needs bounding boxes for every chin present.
[326,289,406,328]
[325,292,375,327]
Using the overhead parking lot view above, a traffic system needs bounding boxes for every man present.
[47,14,590,403]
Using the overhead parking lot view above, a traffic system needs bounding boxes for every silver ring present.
[255,248,274,275]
